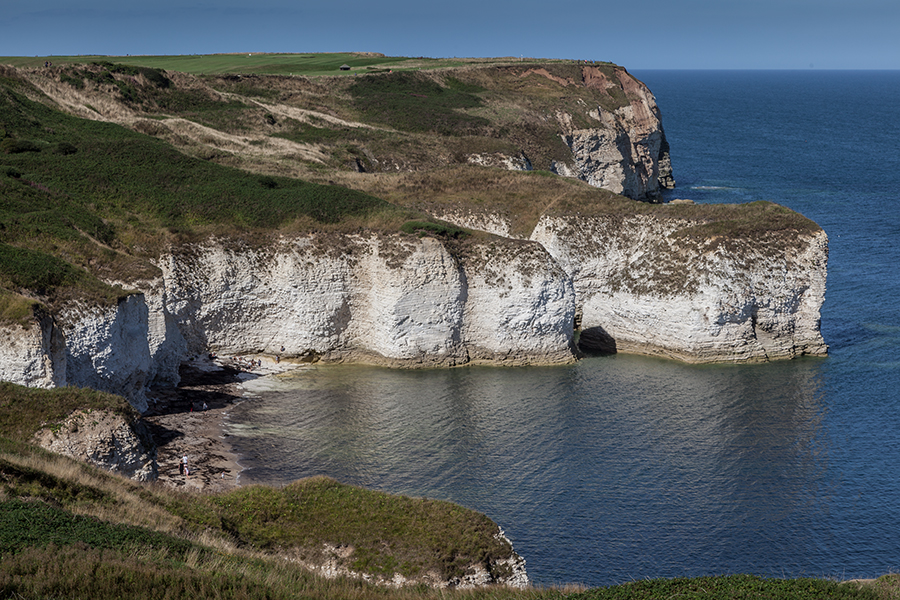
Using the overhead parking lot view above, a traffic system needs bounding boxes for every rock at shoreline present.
[32,408,158,481]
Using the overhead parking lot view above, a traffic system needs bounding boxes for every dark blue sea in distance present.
[226,71,900,587]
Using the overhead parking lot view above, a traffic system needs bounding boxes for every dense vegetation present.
[349,72,491,135]
[0,77,394,231]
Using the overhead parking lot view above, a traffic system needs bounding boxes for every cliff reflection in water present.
[229,355,837,586]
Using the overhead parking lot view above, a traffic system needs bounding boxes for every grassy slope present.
[0,383,525,598]
[0,390,890,600]
[0,64,426,316]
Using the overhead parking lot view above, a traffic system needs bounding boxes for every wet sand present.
[144,357,279,493]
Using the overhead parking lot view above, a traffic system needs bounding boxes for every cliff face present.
[531,215,828,362]
[0,298,151,413]
[153,235,576,371]
[0,215,826,416]
[423,208,828,363]
[0,311,66,390]
[31,408,158,481]
[59,296,152,412]
[300,528,528,589]
[547,66,675,201]
[455,66,674,201]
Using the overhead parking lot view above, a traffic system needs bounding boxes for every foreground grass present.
[0,381,138,442]
[0,384,895,599]
[569,576,885,600]
[0,384,525,594]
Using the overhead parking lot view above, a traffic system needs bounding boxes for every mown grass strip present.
[0,53,424,76]
[568,574,880,600]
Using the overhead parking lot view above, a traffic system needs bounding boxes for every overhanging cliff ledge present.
[0,55,826,412]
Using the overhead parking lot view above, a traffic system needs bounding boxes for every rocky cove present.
[0,211,828,415]
[0,59,829,415]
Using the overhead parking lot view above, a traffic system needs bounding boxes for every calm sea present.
[226,71,900,587]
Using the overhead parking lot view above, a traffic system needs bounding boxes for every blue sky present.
[2,0,897,69]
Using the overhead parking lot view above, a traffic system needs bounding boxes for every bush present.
[0,243,83,293]
[53,142,77,155]
[400,220,468,239]
[258,175,279,189]
[137,66,170,89]
[349,71,490,136]
[1,138,41,154]
[59,72,85,89]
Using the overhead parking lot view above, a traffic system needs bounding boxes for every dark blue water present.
[227,71,900,587]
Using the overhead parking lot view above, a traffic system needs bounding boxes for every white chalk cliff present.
[531,215,828,362]
[1,297,152,413]
[0,215,827,414]
[152,234,576,370]
[0,234,581,410]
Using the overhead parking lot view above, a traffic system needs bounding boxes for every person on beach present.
[182,455,189,477]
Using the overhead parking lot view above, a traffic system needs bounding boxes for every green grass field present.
[0,52,442,76]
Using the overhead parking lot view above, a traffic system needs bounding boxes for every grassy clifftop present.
[0,55,821,321]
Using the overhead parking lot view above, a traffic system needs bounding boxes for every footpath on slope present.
[144,355,298,493]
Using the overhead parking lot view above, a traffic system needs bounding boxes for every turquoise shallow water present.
[226,71,900,586]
